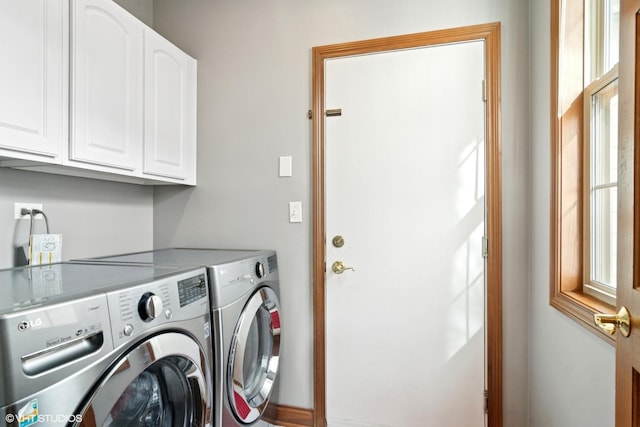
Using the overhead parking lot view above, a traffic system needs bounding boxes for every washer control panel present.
[106,268,208,346]
[178,274,207,307]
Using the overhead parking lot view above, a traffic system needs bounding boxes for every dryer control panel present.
[106,268,208,347]
[209,252,279,309]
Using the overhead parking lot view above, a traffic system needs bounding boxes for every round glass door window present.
[228,286,281,423]
[106,358,196,426]
[77,333,210,427]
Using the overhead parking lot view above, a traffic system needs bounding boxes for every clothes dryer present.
[0,262,213,426]
[79,248,282,426]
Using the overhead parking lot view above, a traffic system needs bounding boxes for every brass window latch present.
[594,306,631,337]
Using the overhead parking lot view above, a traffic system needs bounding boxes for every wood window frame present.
[550,0,617,343]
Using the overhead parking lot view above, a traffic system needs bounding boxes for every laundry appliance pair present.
[83,248,283,427]
[0,261,214,426]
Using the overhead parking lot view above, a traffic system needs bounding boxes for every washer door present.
[76,333,210,427]
[227,286,281,423]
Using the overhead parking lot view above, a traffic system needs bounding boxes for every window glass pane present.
[589,77,618,290]
[585,0,619,82]
[604,0,619,72]
[591,79,618,186]
[591,186,617,287]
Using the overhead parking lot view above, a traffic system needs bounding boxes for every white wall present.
[528,1,615,427]
[152,1,530,425]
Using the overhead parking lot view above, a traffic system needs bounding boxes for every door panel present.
[143,28,197,181]
[615,1,640,425]
[71,0,142,170]
[77,333,210,426]
[325,41,486,427]
[0,0,66,160]
[227,287,281,423]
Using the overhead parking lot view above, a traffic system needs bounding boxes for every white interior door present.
[325,41,486,427]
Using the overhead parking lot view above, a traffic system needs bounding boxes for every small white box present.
[279,156,292,177]
[29,234,63,265]
[289,201,302,223]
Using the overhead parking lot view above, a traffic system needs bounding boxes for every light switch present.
[279,156,292,177]
[289,201,302,223]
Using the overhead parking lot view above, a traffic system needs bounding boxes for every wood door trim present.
[312,23,503,427]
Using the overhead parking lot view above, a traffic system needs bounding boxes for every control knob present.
[138,292,163,322]
[255,262,266,279]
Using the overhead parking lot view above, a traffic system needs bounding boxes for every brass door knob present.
[331,261,355,274]
[594,306,631,337]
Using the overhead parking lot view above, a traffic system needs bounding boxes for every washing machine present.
[0,261,213,426]
[78,248,282,426]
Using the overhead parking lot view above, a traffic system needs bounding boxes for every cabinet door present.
[0,0,66,161]
[70,0,142,171]
[143,29,197,184]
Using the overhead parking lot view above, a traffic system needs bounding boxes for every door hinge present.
[482,80,487,102]
[482,235,488,258]
[484,389,489,414]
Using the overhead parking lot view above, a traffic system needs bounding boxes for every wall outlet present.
[14,202,44,219]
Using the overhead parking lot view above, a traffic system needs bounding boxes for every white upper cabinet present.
[0,0,197,185]
[143,29,197,184]
[70,0,143,172]
[0,0,67,162]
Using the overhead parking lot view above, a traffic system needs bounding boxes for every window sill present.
[550,289,616,344]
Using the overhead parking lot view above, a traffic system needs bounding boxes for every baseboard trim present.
[263,404,314,427]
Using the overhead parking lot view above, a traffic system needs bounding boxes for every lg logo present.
[18,318,42,331]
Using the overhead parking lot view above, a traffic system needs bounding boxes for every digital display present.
[268,255,278,273]
[177,274,207,307]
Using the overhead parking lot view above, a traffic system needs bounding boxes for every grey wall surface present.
[528,1,615,426]
[0,168,153,269]
[151,1,531,425]
[114,0,153,26]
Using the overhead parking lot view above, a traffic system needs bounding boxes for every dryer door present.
[76,332,211,427]
[227,286,281,423]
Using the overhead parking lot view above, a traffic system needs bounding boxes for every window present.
[551,0,619,342]
[583,68,618,306]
